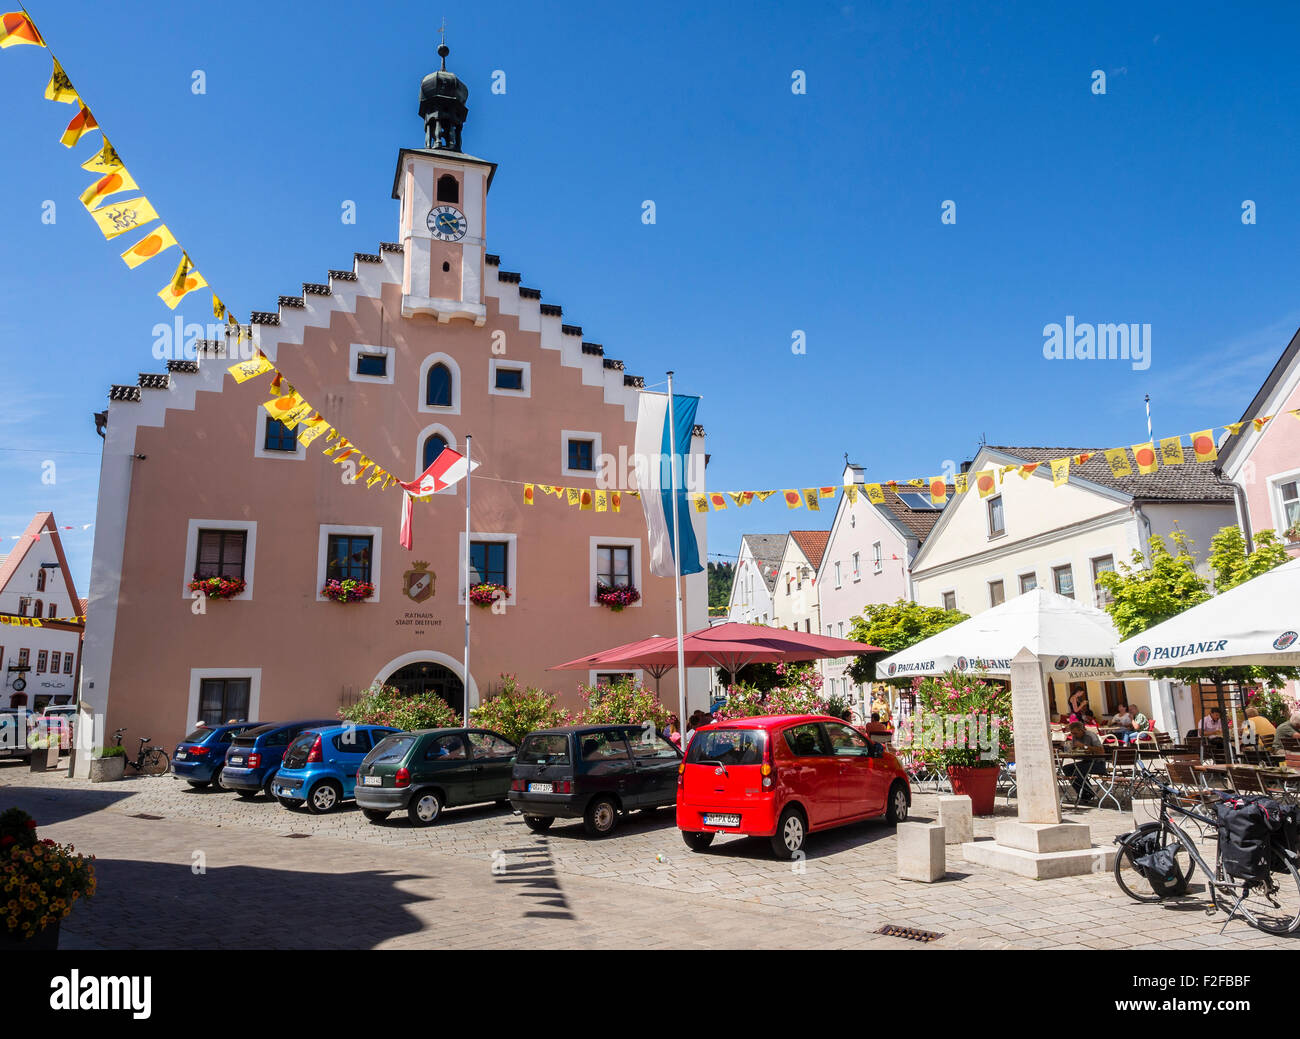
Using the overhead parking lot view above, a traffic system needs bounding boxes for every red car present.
[676,714,911,859]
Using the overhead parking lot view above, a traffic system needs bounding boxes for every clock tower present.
[393,42,496,324]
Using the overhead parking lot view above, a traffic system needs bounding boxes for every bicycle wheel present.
[1114,821,1192,902]
[1219,861,1300,936]
[141,747,169,776]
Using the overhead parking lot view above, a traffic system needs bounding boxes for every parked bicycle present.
[112,727,170,777]
[1113,763,1300,935]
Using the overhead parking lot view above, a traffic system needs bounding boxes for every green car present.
[354,727,518,826]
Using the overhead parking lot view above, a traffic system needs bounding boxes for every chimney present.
[960,459,973,474]
[842,461,865,485]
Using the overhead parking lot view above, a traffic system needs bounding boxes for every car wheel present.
[770,806,806,860]
[213,770,232,792]
[262,776,278,800]
[583,796,619,838]
[408,790,443,826]
[682,831,715,852]
[186,779,212,790]
[362,809,391,823]
[523,815,553,833]
[885,782,909,825]
[306,781,343,814]
[276,796,301,809]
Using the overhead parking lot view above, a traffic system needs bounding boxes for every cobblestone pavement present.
[3,761,1295,949]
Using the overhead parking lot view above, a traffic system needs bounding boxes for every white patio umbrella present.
[1114,556,1300,672]
[875,588,1126,682]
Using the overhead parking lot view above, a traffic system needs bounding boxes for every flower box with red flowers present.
[187,575,246,600]
[595,583,641,611]
[321,579,375,603]
[469,582,509,607]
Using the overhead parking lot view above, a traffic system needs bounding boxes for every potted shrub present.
[468,582,509,608]
[340,682,460,731]
[188,575,246,600]
[907,672,1012,815]
[89,745,126,783]
[26,730,58,772]
[594,582,641,611]
[320,578,374,603]
[1286,522,1300,546]
[469,674,571,745]
[1,808,96,948]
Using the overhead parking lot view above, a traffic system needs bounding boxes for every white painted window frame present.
[182,519,257,601]
[488,358,531,398]
[458,531,518,606]
[253,405,306,461]
[349,343,396,385]
[589,535,643,608]
[186,667,262,732]
[418,352,461,415]
[561,430,603,480]
[316,524,384,602]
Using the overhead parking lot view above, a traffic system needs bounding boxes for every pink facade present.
[76,56,708,758]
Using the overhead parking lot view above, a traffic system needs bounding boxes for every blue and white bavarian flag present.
[634,391,703,578]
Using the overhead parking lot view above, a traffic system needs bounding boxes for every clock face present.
[427,205,468,242]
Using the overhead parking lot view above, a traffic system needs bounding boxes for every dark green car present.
[354,727,518,826]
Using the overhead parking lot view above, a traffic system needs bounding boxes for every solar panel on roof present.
[898,492,942,511]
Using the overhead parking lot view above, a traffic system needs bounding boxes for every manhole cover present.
[129,813,164,820]
[283,833,312,839]
[875,924,944,943]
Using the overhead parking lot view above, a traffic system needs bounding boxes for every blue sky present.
[3,0,1299,592]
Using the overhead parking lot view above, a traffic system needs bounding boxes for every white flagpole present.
[1145,394,1152,441]
[666,372,688,739]
[463,434,472,727]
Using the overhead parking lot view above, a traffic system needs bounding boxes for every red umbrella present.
[550,622,882,688]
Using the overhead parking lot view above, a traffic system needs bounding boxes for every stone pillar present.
[1010,649,1060,825]
[938,795,974,845]
[897,822,945,882]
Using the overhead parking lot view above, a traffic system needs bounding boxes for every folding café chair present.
[1096,746,1139,811]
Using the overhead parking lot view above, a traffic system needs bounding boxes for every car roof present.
[525,724,645,737]
[243,719,339,736]
[297,723,398,736]
[698,714,847,731]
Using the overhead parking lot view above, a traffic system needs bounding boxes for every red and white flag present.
[398,447,479,549]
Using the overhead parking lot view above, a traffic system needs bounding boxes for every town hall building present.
[74,46,708,767]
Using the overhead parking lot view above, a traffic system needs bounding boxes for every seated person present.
[1079,708,1099,729]
[864,711,891,737]
[1064,721,1103,803]
[1242,707,1276,743]
[1199,708,1223,738]
[1274,712,1300,744]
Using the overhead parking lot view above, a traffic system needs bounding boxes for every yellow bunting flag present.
[321,435,347,456]
[579,489,594,511]
[595,490,608,512]
[90,196,159,240]
[692,494,708,513]
[802,489,820,511]
[754,490,777,502]
[322,428,338,443]
[213,297,227,321]
[0,10,43,47]
[783,490,802,510]
[999,465,1018,478]
[1159,436,1185,466]
[907,478,924,489]
[1253,416,1272,432]
[1051,458,1070,487]
[885,481,898,492]
[1073,452,1093,466]
[366,468,386,489]
[928,477,947,505]
[523,484,535,506]
[119,224,177,269]
[268,371,286,397]
[1224,422,1245,435]
[331,444,359,465]
[60,104,97,147]
[844,485,859,504]
[1018,463,1040,479]
[708,492,727,510]
[954,473,968,495]
[297,415,329,447]
[44,59,77,103]
[227,351,273,383]
[974,470,997,498]
[727,491,750,507]
[1105,448,1132,479]
[80,137,122,174]
[262,392,312,429]
[1132,442,1159,474]
[566,488,581,507]
[79,167,139,211]
[819,487,837,499]
[864,483,885,504]
[610,491,622,513]
[158,252,208,309]
[1190,430,1217,462]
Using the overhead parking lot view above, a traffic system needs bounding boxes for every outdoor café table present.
[1194,762,1297,794]
[1057,748,1107,807]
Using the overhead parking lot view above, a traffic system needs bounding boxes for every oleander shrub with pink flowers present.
[339,682,459,731]
[594,583,641,611]
[577,676,670,730]
[712,662,828,721]
[187,575,246,599]
[896,672,1012,770]
[320,578,374,603]
[1,808,95,942]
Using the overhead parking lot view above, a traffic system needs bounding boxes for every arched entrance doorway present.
[385,661,465,720]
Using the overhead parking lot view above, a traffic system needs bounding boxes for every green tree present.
[1097,527,1299,692]
[707,561,735,612]
[844,599,969,685]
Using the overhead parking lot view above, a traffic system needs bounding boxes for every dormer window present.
[436,174,459,204]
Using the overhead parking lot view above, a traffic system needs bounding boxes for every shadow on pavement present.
[0,783,137,826]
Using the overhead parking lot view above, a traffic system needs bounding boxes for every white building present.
[908,445,1237,735]
[770,531,829,635]
[0,512,84,709]
[725,534,784,625]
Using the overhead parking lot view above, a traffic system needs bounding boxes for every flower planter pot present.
[28,743,59,772]
[1,919,59,950]
[946,765,999,816]
[89,755,126,782]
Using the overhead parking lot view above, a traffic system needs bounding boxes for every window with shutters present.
[195,530,247,580]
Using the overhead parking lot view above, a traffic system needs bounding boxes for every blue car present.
[171,722,261,789]
[272,724,402,813]
[221,719,338,800]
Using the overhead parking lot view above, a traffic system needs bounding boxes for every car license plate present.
[704,813,741,827]
[175,750,187,759]
[528,782,553,793]
[228,756,244,765]
[362,776,382,786]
